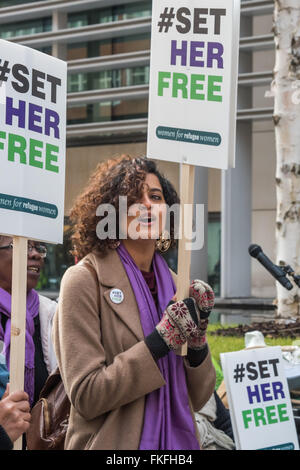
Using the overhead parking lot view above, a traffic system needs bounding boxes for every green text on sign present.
[156,126,221,146]
[158,72,223,102]
[242,403,289,429]
[0,132,59,173]
[0,193,58,219]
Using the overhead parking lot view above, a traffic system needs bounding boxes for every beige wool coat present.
[52,249,216,450]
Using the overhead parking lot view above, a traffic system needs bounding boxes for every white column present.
[190,166,208,282]
[220,11,253,298]
[221,121,252,297]
[52,10,67,59]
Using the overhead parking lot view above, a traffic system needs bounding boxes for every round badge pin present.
[110,288,124,304]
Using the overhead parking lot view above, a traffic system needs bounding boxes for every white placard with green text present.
[0,39,67,244]
[147,0,240,169]
[221,347,299,450]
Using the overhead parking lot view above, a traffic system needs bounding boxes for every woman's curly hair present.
[70,154,180,260]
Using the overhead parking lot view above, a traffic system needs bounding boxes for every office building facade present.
[0,0,277,304]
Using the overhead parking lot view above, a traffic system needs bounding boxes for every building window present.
[113,1,152,20]
[67,13,88,29]
[0,17,51,38]
[126,66,150,86]
[68,73,88,93]
[36,219,73,296]
[162,213,221,297]
[34,45,52,56]
[0,0,48,6]
[94,70,122,90]
[67,34,150,60]
[67,1,151,28]
[67,66,149,93]
[67,98,148,125]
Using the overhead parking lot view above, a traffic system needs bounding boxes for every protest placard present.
[0,40,67,449]
[147,1,240,353]
[0,39,67,244]
[147,0,240,170]
[221,346,299,450]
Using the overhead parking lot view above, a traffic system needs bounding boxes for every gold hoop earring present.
[156,230,171,253]
[110,240,120,249]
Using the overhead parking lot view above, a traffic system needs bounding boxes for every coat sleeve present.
[184,348,216,412]
[0,425,13,450]
[52,265,166,421]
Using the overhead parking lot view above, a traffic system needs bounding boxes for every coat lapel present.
[86,249,144,342]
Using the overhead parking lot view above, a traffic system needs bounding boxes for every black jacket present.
[0,425,13,450]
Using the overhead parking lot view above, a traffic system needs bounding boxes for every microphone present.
[248,244,293,290]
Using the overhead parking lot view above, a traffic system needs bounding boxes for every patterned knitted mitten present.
[189,280,215,319]
[187,280,215,350]
[156,299,200,351]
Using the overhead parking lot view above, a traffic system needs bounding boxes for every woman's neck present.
[122,239,156,272]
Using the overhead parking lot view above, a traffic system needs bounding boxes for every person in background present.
[53,155,216,450]
[0,349,8,399]
[0,236,57,407]
[0,384,31,450]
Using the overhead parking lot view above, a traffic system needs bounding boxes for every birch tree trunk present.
[273,0,300,318]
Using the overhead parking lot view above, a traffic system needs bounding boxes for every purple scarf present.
[117,244,200,450]
[0,288,39,405]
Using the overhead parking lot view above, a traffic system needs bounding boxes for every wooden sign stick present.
[10,236,28,450]
[176,163,195,356]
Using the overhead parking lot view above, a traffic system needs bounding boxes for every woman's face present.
[124,173,167,242]
[0,236,45,294]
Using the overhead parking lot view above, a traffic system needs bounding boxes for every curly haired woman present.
[53,155,216,450]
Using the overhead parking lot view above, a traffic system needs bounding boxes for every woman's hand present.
[152,281,215,353]
[156,298,201,351]
[189,280,215,319]
[186,280,215,350]
[0,384,31,442]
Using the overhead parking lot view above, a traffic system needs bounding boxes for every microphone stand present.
[280,264,300,289]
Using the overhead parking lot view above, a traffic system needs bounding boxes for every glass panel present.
[0,0,48,6]
[68,8,112,28]
[36,220,73,294]
[67,12,88,29]
[0,16,51,38]
[207,212,221,296]
[67,104,90,124]
[67,34,150,60]
[67,65,149,93]
[94,7,113,24]
[67,98,148,125]
[67,1,151,29]
[99,70,121,89]
[110,98,148,120]
[125,66,150,86]
[112,34,150,54]
[113,1,152,20]
[67,42,89,60]
[68,73,88,93]
[34,45,52,56]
